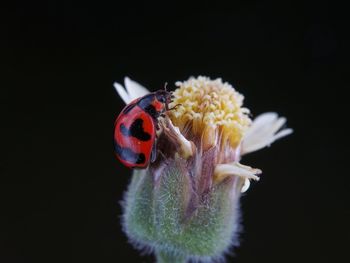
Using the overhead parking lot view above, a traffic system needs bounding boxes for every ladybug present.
[114,90,172,168]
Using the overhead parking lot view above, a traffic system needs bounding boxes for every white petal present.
[241,178,250,193]
[160,117,195,159]
[124,77,150,101]
[113,82,131,104]
[242,112,293,155]
[243,112,278,139]
[272,128,294,141]
[214,162,260,193]
[244,117,286,147]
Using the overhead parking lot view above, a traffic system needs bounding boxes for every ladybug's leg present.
[168,104,181,111]
[150,142,157,163]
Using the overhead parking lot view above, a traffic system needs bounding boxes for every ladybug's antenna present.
[164,82,168,92]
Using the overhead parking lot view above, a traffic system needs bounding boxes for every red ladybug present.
[114,90,172,168]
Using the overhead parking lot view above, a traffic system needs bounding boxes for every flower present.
[114,76,292,262]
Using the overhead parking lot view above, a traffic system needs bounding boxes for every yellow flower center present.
[168,76,251,150]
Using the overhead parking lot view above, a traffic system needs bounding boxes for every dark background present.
[1,1,349,262]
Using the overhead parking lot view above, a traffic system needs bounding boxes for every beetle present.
[114,90,172,168]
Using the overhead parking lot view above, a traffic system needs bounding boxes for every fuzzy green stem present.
[156,250,187,263]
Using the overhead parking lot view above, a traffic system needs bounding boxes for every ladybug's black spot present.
[137,94,160,119]
[120,118,151,141]
[144,104,158,119]
[115,143,146,165]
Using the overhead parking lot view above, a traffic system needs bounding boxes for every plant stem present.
[156,250,187,263]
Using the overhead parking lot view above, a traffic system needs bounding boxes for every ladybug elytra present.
[114,90,172,168]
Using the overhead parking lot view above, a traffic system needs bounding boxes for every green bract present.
[122,159,243,262]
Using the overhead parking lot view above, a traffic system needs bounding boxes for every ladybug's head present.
[153,90,172,112]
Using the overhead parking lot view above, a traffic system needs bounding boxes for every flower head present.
[169,76,251,150]
[114,76,292,262]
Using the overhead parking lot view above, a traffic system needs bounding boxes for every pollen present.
[168,76,251,150]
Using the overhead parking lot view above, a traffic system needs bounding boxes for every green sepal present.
[122,159,242,262]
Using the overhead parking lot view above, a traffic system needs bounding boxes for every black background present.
[1,1,349,262]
